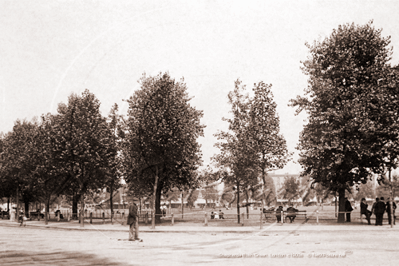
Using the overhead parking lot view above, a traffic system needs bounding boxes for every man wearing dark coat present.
[286,206,298,223]
[127,201,140,241]
[345,198,353,222]
[374,197,385,226]
[360,198,371,225]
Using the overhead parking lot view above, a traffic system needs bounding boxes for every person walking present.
[386,198,397,225]
[360,198,371,225]
[275,206,283,223]
[345,198,353,222]
[371,198,378,216]
[127,201,141,241]
[374,197,385,226]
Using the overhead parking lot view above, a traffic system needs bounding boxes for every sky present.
[1,0,399,175]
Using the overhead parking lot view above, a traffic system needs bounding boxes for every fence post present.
[204,212,208,226]
[102,212,105,224]
[281,210,284,225]
[145,212,148,224]
[241,213,244,226]
[171,213,174,226]
[67,211,70,222]
[122,212,125,226]
[316,210,319,225]
[90,212,93,224]
[57,212,60,222]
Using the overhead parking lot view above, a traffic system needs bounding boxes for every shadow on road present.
[0,251,127,266]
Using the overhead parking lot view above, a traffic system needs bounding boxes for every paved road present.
[1,224,399,265]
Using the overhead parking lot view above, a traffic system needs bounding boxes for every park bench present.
[29,211,44,220]
[284,210,308,223]
[1,211,10,219]
[263,209,307,223]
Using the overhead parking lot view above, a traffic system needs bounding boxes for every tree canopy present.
[122,72,205,224]
[291,21,399,222]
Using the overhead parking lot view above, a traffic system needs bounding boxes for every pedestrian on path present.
[374,197,385,226]
[360,198,371,225]
[345,198,353,222]
[127,201,141,241]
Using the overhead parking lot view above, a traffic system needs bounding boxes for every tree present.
[123,73,205,226]
[54,90,111,226]
[279,176,300,204]
[105,104,122,223]
[354,182,376,201]
[213,80,259,223]
[249,81,290,212]
[291,21,399,222]
[0,120,42,218]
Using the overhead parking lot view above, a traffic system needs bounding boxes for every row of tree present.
[4,21,396,225]
[0,73,206,227]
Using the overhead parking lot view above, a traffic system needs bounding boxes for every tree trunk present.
[181,192,184,219]
[7,197,10,212]
[45,199,50,225]
[16,187,19,221]
[236,181,240,224]
[24,201,29,218]
[246,192,249,219]
[110,183,113,224]
[151,166,159,229]
[389,168,394,228]
[80,193,85,227]
[261,158,266,221]
[337,188,345,223]
[155,180,163,223]
[72,193,80,220]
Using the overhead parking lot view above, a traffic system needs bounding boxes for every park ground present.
[1,205,399,266]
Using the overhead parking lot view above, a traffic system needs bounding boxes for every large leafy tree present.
[123,72,205,226]
[291,21,399,222]
[1,120,42,217]
[54,90,111,226]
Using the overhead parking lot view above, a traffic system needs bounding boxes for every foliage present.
[122,72,205,222]
[213,80,258,222]
[279,176,301,203]
[249,82,290,205]
[54,89,112,224]
[354,181,376,201]
[290,21,399,222]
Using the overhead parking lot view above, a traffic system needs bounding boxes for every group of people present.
[361,197,396,225]
[263,205,299,223]
[210,210,224,219]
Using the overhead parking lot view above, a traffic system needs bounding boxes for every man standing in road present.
[360,198,371,225]
[345,198,353,222]
[374,197,385,226]
[127,200,141,241]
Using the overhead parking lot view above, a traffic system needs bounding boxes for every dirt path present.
[1,225,399,265]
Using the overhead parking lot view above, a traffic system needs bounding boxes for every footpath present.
[1,219,399,234]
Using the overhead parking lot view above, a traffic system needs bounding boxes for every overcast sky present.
[1,0,399,174]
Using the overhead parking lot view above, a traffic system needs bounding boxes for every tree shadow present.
[0,250,129,265]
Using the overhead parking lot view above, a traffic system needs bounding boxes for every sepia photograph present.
[1,1,399,265]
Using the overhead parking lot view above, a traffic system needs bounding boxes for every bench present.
[262,210,307,223]
[284,210,307,223]
[29,212,44,220]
